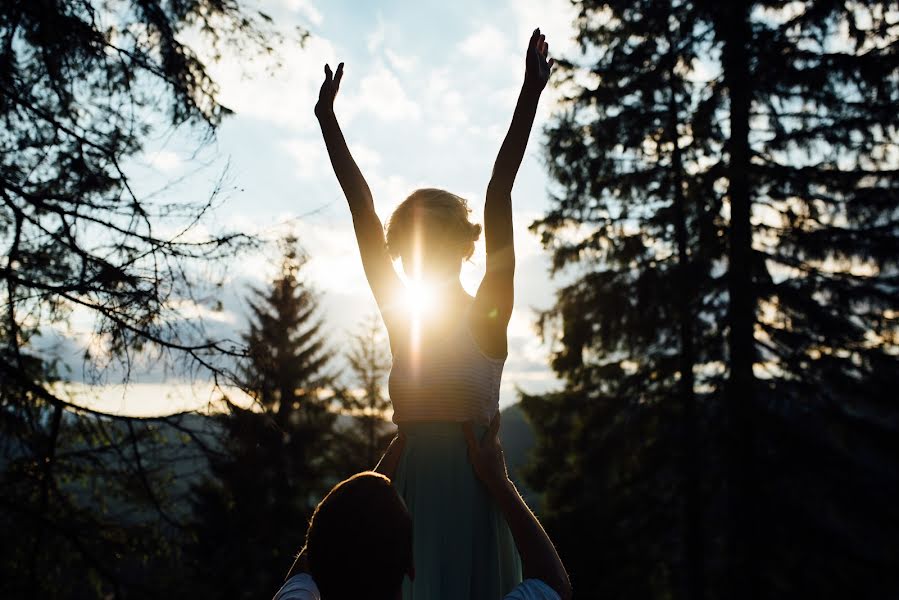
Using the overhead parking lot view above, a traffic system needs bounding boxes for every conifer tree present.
[526,1,898,598]
[524,1,725,597]
[189,236,339,599]
[343,313,393,468]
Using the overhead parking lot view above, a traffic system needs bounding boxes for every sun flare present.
[403,281,436,316]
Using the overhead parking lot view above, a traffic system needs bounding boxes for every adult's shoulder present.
[272,573,321,600]
[504,578,562,600]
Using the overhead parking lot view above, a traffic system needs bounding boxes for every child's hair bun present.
[386,189,482,261]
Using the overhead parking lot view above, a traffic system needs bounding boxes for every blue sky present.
[59,0,580,416]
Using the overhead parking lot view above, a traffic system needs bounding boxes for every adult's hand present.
[466,413,573,600]
[462,413,509,492]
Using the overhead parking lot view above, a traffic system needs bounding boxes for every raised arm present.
[473,29,553,355]
[315,63,403,322]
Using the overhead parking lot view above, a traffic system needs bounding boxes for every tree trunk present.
[719,2,759,598]
[669,96,704,600]
[28,403,63,600]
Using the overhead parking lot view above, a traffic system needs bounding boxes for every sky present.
[59,0,581,416]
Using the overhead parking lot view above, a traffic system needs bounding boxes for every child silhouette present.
[314,27,554,600]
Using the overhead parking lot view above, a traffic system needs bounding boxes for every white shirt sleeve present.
[271,573,321,600]
[504,578,562,600]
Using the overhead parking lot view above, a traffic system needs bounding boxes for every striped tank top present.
[388,308,505,424]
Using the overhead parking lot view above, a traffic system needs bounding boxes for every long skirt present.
[392,422,522,600]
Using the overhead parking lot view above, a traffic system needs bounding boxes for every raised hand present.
[314,62,344,118]
[525,28,554,91]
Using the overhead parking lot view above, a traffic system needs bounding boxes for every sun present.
[403,280,436,316]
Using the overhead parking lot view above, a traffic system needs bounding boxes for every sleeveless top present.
[388,309,506,424]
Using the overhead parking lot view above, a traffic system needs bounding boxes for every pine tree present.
[343,314,394,468]
[524,2,726,597]
[526,0,898,598]
[189,236,339,600]
[722,2,899,595]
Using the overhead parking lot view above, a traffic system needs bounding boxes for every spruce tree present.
[526,1,898,598]
[524,2,726,597]
[189,236,339,599]
[343,313,393,468]
[724,2,899,595]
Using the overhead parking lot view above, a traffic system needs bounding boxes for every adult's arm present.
[463,417,572,600]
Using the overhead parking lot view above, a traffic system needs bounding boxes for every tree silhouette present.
[189,236,340,600]
[526,1,899,598]
[524,1,725,597]
[0,1,292,597]
[343,313,394,468]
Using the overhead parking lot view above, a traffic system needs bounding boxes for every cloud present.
[507,0,578,57]
[425,70,467,124]
[385,49,418,74]
[367,17,387,53]
[279,135,382,181]
[200,34,341,132]
[276,0,324,26]
[344,63,422,122]
[459,25,511,60]
[145,150,183,172]
[280,138,328,179]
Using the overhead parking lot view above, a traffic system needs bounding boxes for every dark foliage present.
[524,1,899,598]
[341,313,394,469]
[187,238,341,600]
[0,1,287,597]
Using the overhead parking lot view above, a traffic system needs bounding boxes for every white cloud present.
[350,143,383,170]
[145,150,183,172]
[201,34,341,132]
[425,70,467,125]
[507,0,578,58]
[367,18,387,53]
[277,0,324,26]
[280,135,382,181]
[56,381,253,417]
[459,24,511,60]
[385,49,418,74]
[426,124,455,143]
[345,63,422,122]
[280,138,328,178]
[167,298,238,323]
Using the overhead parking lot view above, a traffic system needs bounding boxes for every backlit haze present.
[53,0,579,417]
